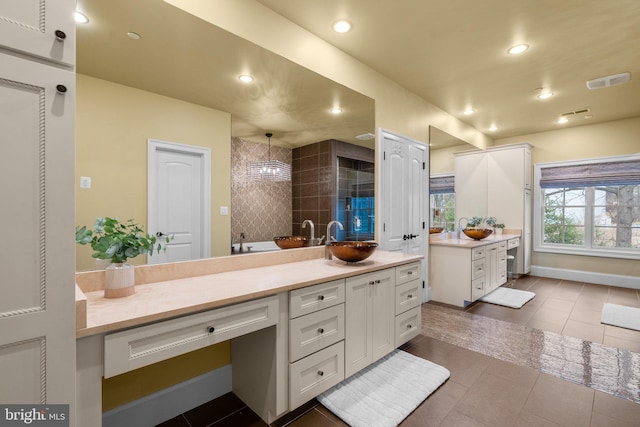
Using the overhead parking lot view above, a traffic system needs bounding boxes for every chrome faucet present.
[239,232,245,253]
[457,218,468,239]
[302,219,315,245]
[325,221,344,259]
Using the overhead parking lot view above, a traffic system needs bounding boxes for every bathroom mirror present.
[429,126,476,175]
[75,0,375,270]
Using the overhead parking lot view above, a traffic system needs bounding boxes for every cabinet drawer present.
[395,280,421,315]
[507,238,520,249]
[290,304,345,362]
[395,262,421,285]
[290,341,344,409]
[104,295,278,378]
[290,279,345,319]
[395,306,421,347]
[498,240,507,251]
[472,258,486,281]
[472,247,486,260]
[471,277,485,301]
[498,251,508,267]
[498,267,508,285]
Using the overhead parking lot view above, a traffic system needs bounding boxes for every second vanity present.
[429,232,521,307]
[75,247,423,426]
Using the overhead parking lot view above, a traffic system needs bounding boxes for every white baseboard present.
[103,364,232,427]
[530,265,640,289]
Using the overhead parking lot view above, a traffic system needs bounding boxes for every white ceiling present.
[257,0,640,139]
[75,0,375,148]
[76,0,640,148]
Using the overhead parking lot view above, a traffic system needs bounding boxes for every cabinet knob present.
[318,295,324,301]
[55,30,66,41]
[408,294,413,299]
[56,85,67,94]
[317,370,324,376]
[375,279,381,284]
[407,271,413,275]
[318,328,324,334]
[207,326,215,333]
[407,324,413,329]
[369,281,375,285]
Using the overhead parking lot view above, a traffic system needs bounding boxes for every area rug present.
[317,349,450,427]
[479,286,535,308]
[601,303,640,331]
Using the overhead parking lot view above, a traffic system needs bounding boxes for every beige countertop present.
[429,232,521,248]
[75,249,422,338]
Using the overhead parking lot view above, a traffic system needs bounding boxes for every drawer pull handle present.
[407,324,413,329]
[318,328,324,334]
[408,294,413,299]
[408,271,413,275]
[318,295,325,301]
[369,281,375,285]
[207,326,215,333]
[55,30,66,41]
[318,370,324,376]
[375,279,381,284]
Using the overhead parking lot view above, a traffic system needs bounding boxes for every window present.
[535,155,640,259]
[430,175,455,232]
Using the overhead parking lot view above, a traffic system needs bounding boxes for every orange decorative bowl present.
[274,236,310,249]
[462,228,493,240]
[327,241,378,262]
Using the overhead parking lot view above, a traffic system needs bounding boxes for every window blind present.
[539,159,640,188]
[430,175,455,194]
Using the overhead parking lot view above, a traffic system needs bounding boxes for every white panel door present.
[378,129,428,301]
[148,140,211,264]
[0,0,75,65]
[0,52,75,409]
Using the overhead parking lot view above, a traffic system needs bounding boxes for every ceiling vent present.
[561,108,591,118]
[586,72,631,89]
[356,132,376,140]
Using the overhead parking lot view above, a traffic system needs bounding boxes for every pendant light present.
[247,133,291,181]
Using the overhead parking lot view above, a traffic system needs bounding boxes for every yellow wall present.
[495,117,640,277]
[430,144,474,175]
[75,74,232,271]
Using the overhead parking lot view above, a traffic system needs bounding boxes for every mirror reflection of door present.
[148,139,211,264]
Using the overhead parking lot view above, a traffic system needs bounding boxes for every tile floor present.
[157,276,640,427]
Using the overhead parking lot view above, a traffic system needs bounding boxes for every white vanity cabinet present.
[288,280,346,409]
[345,269,395,377]
[431,240,509,307]
[454,143,532,275]
[394,262,422,347]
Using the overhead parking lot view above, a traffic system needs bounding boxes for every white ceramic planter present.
[104,262,135,298]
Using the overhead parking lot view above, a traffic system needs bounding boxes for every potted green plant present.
[494,223,505,235]
[75,217,172,298]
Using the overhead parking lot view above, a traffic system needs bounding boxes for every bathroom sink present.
[274,236,310,249]
[429,227,444,234]
[462,228,493,240]
[327,241,378,262]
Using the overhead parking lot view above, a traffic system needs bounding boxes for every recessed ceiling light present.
[74,11,89,24]
[507,44,529,55]
[330,107,343,114]
[463,108,475,115]
[489,125,497,131]
[333,20,352,33]
[127,32,141,40]
[536,91,554,100]
[557,117,569,124]
[238,74,254,83]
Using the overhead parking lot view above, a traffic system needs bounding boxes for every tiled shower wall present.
[231,137,292,244]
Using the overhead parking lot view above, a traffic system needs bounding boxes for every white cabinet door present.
[0,0,75,65]
[345,269,395,377]
[0,52,75,407]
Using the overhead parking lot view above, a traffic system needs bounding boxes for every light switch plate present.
[80,176,91,189]
[219,206,229,215]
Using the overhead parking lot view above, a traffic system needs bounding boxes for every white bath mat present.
[317,350,450,427]
[479,287,535,309]
[601,303,640,331]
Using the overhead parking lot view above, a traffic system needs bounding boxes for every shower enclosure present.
[335,157,375,241]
